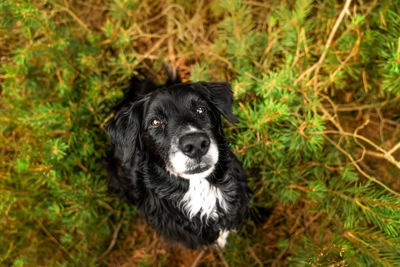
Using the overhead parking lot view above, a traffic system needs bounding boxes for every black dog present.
[106,70,249,249]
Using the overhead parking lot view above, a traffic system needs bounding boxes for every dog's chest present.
[180,178,228,221]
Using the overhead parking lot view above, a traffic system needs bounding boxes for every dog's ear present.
[192,82,239,123]
[113,77,157,111]
[106,100,144,164]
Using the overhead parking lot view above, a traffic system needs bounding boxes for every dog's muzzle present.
[168,129,219,179]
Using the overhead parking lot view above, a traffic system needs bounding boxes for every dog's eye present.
[196,106,206,115]
[151,119,162,127]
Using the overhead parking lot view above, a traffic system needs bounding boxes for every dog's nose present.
[179,132,210,159]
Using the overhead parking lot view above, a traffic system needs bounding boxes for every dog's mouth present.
[167,162,215,179]
[186,164,211,175]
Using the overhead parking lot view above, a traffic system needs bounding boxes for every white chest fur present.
[180,178,228,221]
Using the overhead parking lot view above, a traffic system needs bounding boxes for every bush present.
[1,0,399,266]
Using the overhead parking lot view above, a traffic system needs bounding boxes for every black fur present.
[106,70,249,249]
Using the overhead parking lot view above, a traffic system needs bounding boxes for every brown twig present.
[247,245,263,266]
[331,33,360,79]
[33,218,72,260]
[216,248,230,267]
[98,221,124,260]
[190,249,206,267]
[325,95,400,112]
[388,142,400,155]
[313,0,352,85]
[295,0,352,85]
[52,2,89,32]
[352,119,370,163]
[323,130,400,169]
[324,134,400,197]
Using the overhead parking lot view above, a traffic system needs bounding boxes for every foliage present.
[1,0,400,266]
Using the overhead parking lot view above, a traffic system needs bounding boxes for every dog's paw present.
[216,230,230,248]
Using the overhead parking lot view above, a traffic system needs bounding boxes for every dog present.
[106,69,249,249]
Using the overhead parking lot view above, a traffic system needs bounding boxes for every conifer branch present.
[313,0,352,85]
[2,0,400,265]
[295,0,352,85]
[324,135,400,197]
[323,130,400,169]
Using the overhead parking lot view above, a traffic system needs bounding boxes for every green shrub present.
[1,0,399,266]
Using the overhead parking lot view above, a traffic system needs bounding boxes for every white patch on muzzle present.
[167,127,219,180]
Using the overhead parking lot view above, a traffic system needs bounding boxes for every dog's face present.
[107,82,238,180]
[141,86,220,179]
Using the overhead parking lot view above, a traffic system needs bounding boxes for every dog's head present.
[107,82,238,179]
